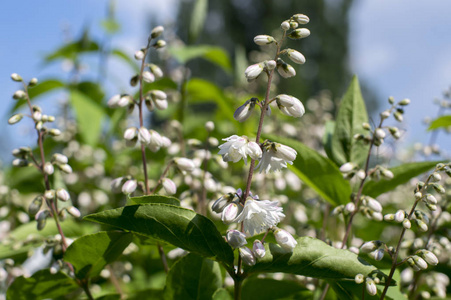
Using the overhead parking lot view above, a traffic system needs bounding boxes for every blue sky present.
[1,0,450,161]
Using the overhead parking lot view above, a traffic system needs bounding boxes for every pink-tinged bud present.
[239,247,256,266]
[161,136,172,148]
[53,153,68,164]
[226,230,247,248]
[244,63,263,81]
[124,127,137,141]
[394,210,405,223]
[122,179,137,194]
[287,49,306,64]
[142,71,155,83]
[134,50,145,60]
[67,206,81,218]
[293,14,310,24]
[56,188,70,202]
[11,73,22,82]
[162,178,177,195]
[111,177,125,193]
[221,203,240,224]
[138,127,152,145]
[151,26,164,38]
[274,229,297,251]
[212,194,232,213]
[175,157,195,172]
[253,240,266,258]
[345,202,355,213]
[8,114,23,125]
[43,162,54,175]
[365,278,377,296]
[253,35,275,46]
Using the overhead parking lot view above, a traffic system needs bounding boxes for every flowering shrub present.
[1,9,450,300]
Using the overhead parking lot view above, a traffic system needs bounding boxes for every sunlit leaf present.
[428,115,451,131]
[64,231,133,279]
[169,46,232,73]
[129,195,180,206]
[84,204,234,268]
[164,253,222,300]
[189,0,208,42]
[264,134,352,206]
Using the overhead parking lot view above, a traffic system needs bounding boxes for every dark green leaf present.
[169,46,232,73]
[362,161,442,198]
[64,231,133,279]
[331,76,369,166]
[6,269,78,300]
[428,115,451,131]
[10,79,65,114]
[212,288,233,300]
[84,204,234,268]
[164,253,222,300]
[323,120,336,161]
[246,237,391,283]
[242,278,312,300]
[70,90,105,146]
[264,134,352,206]
[189,0,208,42]
[129,195,180,206]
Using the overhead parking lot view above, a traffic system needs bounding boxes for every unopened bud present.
[416,219,428,232]
[399,98,410,106]
[122,179,137,194]
[254,35,275,46]
[49,129,61,136]
[162,178,177,195]
[13,90,26,100]
[53,153,68,164]
[221,203,240,224]
[380,110,390,119]
[374,128,386,139]
[154,40,166,49]
[253,240,266,259]
[360,240,381,253]
[365,278,377,296]
[44,190,55,200]
[28,196,43,216]
[58,164,73,174]
[432,172,441,182]
[11,73,22,82]
[239,247,256,266]
[8,114,23,125]
[205,121,214,132]
[403,219,411,229]
[281,21,290,31]
[67,206,81,218]
[288,28,310,39]
[175,157,195,172]
[286,49,306,64]
[150,26,164,39]
[432,183,445,194]
[56,188,70,202]
[29,78,38,86]
[226,230,247,248]
[134,50,145,60]
[394,111,403,122]
[12,158,28,167]
[142,71,155,83]
[388,96,395,104]
[394,210,405,223]
[355,274,364,284]
[43,162,54,175]
[293,14,310,24]
[362,122,371,130]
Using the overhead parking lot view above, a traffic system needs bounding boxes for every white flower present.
[253,35,275,46]
[253,240,266,258]
[162,178,177,195]
[256,143,296,173]
[226,230,247,248]
[221,203,240,224]
[245,63,263,80]
[218,135,262,165]
[274,228,297,251]
[287,49,306,64]
[239,247,256,266]
[234,199,285,235]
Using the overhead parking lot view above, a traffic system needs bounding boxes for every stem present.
[80,280,95,300]
[379,173,434,299]
[234,277,243,300]
[106,265,124,299]
[150,161,174,194]
[198,133,211,215]
[319,284,329,300]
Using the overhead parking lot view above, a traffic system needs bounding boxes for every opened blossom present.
[218,135,262,165]
[256,142,297,173]
[234,199,285,236]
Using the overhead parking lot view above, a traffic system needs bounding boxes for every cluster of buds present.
[332,195,383,221]
[406,249,439,271]
[360,240,385,261]
[123,126,171,151]
[354,273,381,296]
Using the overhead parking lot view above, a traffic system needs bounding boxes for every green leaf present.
[323,120,336,161]
[246,237,390,283]
[212,288,233,300]
[84,204,234,268]
[101,19,120,34]
[428,115,451,131]
[189,0,208,42]
[129,195,181,206]
[6,269,78,300]
[111,49,140,73]
[70,90,105,146]
[169,46,232,73]
[64,231,133,279]
[76,81,105,104]
[264,134,352,206]
[45,29,99,62]
[331,76,370,166]
[10,79,65,114]
[242,278,312,300]
[362,161,442,198]
[186,78,236,124]
[164,253,222,300]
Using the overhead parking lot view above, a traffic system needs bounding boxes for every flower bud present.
[52,153,68,164]
[281,21,290,31]
[162,178,177,195]
[394,210,405,223]
[154,99,168,110]
[275,144,297,161]
[12,158,28,167]
[134,50,145,60]
[399,98,410,106]
[278,96,305,118]
[413,255,428,270]
[394,111,403,122]
[288,28,310,39]
[360,240,381,253]
[425,194,437,205]
[28,196,43,217]
[384,214,395,221]
[277,61,296,78]
[175,157,195,172]
[253,240,266,258]
[56,188,70,202]
[274,228,297,251]
[293,14,309,24]
[151,90,167,100]
[403,219,411,229]
[365,278,377,296]
[247,142,263,160]
[414,192,423,200]
[234,98,256,122]
[276,94,295,107]
[226,230,247,248]
[370,248,384,261]
[148,64,163,78]
[151,26,164,39]
[43,162,54,175]
[154,40,166,49]
[381,169,394,179]
[432,183,445,194]
[432,172,441,182]
[58,164,73,174]
[28,78,38,86]
[124,127,137,141]
[44,190,55,200]
[345,202,355,213]
[67,206,81,218]
[36,210,50,230]
[212,194,233,213]
[221,203,239,224]
[239,247,256,266]
[416,219,428,232]
[11,73,22,82]
[107,94,121,107]
[138,127,152,145]
[49,129,61,136]
[366,197,382,213]
[244,63,263,81]
[355,274,364,284]
[130,75,139,87]
[286,49,306,64]
[263,60,276,71]
[13,90,26,100]
[253,35,275,46]
[339,162,355,173]
[374,128,386,139]
[142,71,155,83]
[425,203,437,211]
[205,121,214,132]
[419,250,438,266]
[8,114,23,125]
[122,179,137,194]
